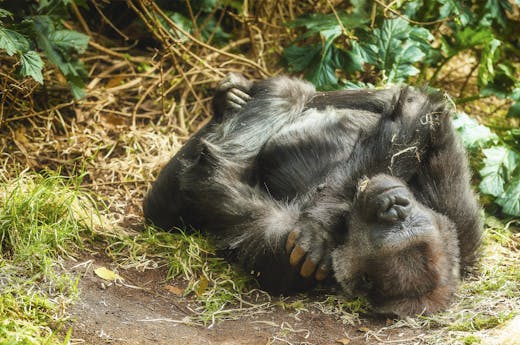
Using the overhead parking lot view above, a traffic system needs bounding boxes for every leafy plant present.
[0,1,89,98]
[453,113,520,217]
[282,1,520,110]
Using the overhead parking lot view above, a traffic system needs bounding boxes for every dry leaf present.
[357,327,370,333]
[164,285,184,296]
[106,76,125,88]
[336,338,351,344]
[14,127,29,145]
[94,267,123,282]
[195,275,209,296]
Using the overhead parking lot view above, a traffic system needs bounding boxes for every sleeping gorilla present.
[143,73,482,316]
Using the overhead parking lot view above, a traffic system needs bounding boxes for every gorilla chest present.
[252,109,374,200]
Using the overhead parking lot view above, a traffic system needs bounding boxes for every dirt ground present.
[68,254,425,345]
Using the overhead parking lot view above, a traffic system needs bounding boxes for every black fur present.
[143,75,482,316]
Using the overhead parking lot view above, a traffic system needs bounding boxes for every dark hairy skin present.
[143,73,482,316]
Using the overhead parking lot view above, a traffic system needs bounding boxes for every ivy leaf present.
[0,8,13,19]
[452,112,498,149]
[496,176,520,216]
[19,50,44,84]
[0,27,30,55]
[438,0,473,26]
[359,18,431,83]
[507,101,520,118]
[478,38,501,88]
[479,147,518,197]
[49,29,89,54]
[440,27,494,58]
[482,0,513,28]
[283,44,321,72]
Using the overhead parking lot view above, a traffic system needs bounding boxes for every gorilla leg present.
[143,73,254,230]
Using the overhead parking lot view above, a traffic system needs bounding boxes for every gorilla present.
[143,73,482,316]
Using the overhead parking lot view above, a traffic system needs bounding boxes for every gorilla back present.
[143,75,482,316]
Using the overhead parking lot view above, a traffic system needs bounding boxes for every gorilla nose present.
[376,189,412,223]
[359,174,414,223]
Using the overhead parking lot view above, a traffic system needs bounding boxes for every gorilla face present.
[332,174,461,316]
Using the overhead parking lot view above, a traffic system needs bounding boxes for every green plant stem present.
[456,94,489,104]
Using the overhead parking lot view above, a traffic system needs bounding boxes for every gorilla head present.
[333,174,461,316]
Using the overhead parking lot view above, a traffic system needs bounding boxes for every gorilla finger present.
[285,229,299,253]
[315,257,332,281]
[300,257,317,278]
[227,99,244,110]
[289,245,306,267]
[217,80,234,91]
[231,88,251,101]
[228,90,249,106]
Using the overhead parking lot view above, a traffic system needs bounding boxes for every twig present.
[70,0,92,36]
[374,0,450,25]
[148,1,271,76]
[92,0,130,40]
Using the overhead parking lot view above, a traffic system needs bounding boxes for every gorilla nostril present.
[394,195,410,206]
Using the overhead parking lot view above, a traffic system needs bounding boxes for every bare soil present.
[68,254,424,345]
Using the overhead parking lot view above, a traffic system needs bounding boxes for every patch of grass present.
[311,295,370,326]
[107,225,266,326]
[0,172,98,345]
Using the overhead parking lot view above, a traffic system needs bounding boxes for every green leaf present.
[19,51,44,84]
[438,0,473,26]
[479,147,518,197]
[483,0,513,28]
[283,44,321,72]
[345,41,367,73]
[305,47,339,88]
[360,18,432,83]
[480,173,505,198]
[0,27,30,55]
[32,16,88,99]
[289,12,367,33]
[49,30,89,54]
[452,112,497,149]
[478,38,501,87]
[507,101,520,118]
[496,176,520,216]
[0,8,13,19]
[440,27,494,58]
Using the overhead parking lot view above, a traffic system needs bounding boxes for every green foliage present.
[282,1,520,106]
[453,113,520,217]
[159,0,236,46]
[0,1,89,99]
[0,172,96,345]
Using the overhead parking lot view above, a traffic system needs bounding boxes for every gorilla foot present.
[217,72,253,111]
